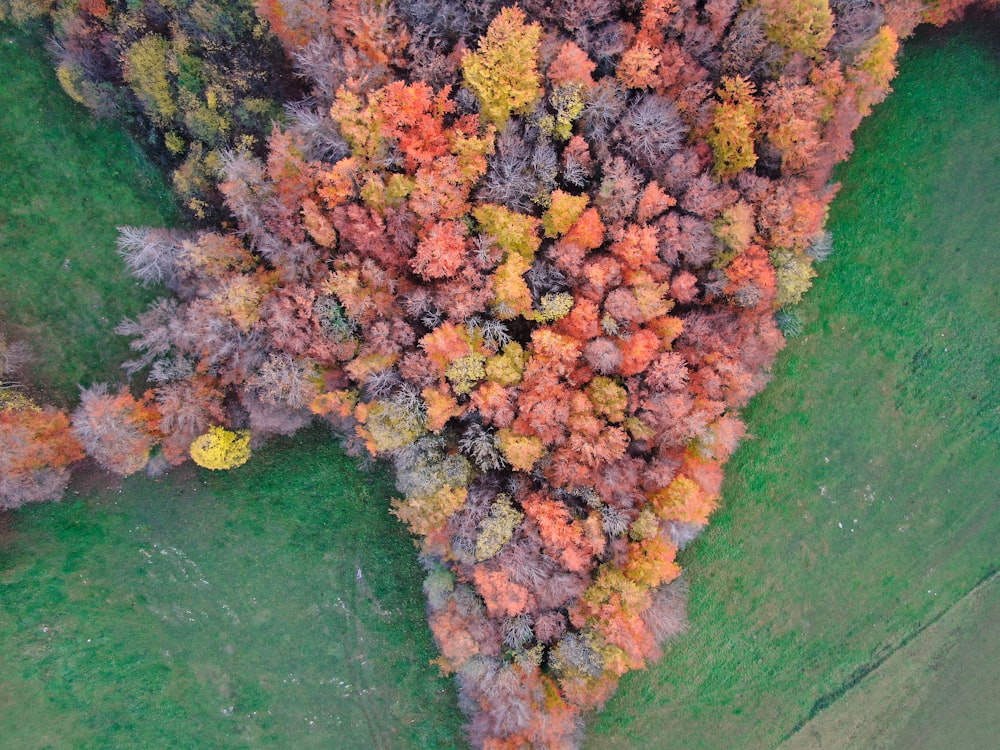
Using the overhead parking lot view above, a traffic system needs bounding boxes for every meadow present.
[0,15,997,750]
[0,23,465,748]
[0,23,181,400]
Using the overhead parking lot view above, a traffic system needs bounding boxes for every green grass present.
[587,20,999,749]
[0,23,183,402]
[0,428,466,749]
[0,26,465,749]
[780,573,1000,750]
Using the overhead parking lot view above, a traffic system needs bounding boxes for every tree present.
[412,220,469,279]
[759,0,835,59]
[461,6,543,126]
[0,402,84,510]
[72,385,161,476]
[190,426,252,469]
[707,75,760,180]
[617,40,660,90]
[849,26,900,116]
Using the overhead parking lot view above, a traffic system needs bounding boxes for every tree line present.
[0,0,995,747]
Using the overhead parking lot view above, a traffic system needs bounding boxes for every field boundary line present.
[780,566,999,744]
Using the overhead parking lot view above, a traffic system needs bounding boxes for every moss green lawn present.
[0,430,465,748]
[779,572,1000,750]
[0,23,466,748]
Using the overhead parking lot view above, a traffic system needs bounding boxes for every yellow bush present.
[446,353,487,395]
[533,292,574,323]
[485,342,527,386]
[491,254,535,320]
[771,247,818,307]
[537,84,585,141]
[497,429,545,472]
[189,426,251,470]
[475,493,525,561]
[124,35,177,123]
[56,63,87,106]
[392,485,467,537]
[542,190,589,239]
[473,204,541,260]
[759,0,835,59]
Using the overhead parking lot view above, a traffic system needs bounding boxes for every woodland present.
[0,0,996,747]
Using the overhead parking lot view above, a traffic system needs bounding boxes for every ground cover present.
[0,23,182,402]
[779,572,1000,750]
[0,25,464,747]
[0,427,465,748]
[586,19,999,749]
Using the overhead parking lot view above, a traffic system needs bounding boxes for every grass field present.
[780,572,1000,750]
[0,24,466,748]
[0,429,466,748]
[0,23,182,402]
[586,19,999,749]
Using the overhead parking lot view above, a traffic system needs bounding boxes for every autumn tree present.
[759,0,835,58]
[707,75,760,179]
[462,6,543,126]
[72,385,161,476]
[0,401,84,510]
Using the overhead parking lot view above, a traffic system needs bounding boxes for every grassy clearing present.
[0,427,466,749]
[0,23,182,402]
[780,573,1000,750]
[587,19,999,750]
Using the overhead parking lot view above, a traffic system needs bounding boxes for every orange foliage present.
[521,492,603,573]
[547,42,596,89]
[72,386,161,476]
[423,383,464,432]
[623,536,681,587]
[618,40,660,89]
[635,181,676,224]
[618,329,661,377]
[412,220,468,279]
[420,322,473,371]
[429,600,482,668]
[0,406,84,475]
[561,208,605,250]
[471,381,516,428]
[725,243,777,307]
[649,474,717,524]
[473,567,532,617]
[609,224,659,269]
[554,296,601,341]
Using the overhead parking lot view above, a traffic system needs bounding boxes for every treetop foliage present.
[3,0,998,746]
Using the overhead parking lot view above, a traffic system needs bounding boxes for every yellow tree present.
[190,426,252,470]
[759,0,835,59]
[461,6,543,126]
[707,75,760,180]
